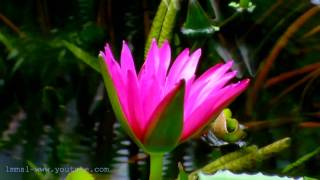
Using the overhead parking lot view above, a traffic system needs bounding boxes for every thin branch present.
[269,69,320,104]
[265,62,320,88]
[246,6,320,114]
[0,13,26,37]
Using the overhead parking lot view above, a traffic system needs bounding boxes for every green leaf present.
[62,40,100,72]
[211,109,246,143]
[11,57,24,74]
[143,81,185,153]
[98,56,144,150]
[177,162,189,180]
[0,31,14,51]
[42,86,61,115]
[303,177,318,180]
[26,161,46,180]
[145,0,179,56]
[190,137,291,179]
[66,168,94,180]
[181,0,219,36]
[228,1,256,13]
[282,146,320,173]
[198,170,300,180]
[189,145,258,179]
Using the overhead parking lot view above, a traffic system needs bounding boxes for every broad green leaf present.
[145,0,179,56]
[62,40,100,72]
[143,81,184,153]
[98,56,144,150]
[66,168,94,180]
[182,0,219,36]
[198,170,301,180]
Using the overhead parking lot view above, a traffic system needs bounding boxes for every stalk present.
[149,153,164,180]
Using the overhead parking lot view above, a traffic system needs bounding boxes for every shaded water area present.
[1,0,320,179]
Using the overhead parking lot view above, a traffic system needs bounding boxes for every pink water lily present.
[99,40,249,152]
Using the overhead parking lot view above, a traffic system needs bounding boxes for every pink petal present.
[177,49,201,82]
[181,79,250,141]
[100,47,139,139]
[100,44,118,76]
[126,70,144,139]
[138,40,166,121]
[142,74,164,128]
[198,61,233,83]
[138,40,160,91]
[190,61,233,94]
[184,75,196,107]
[158,40,171,86]
[139,40,160,78]
[120,41,137,75]
[165,48,189,92]
[185,71,237,115]
[100,45,128,112]
[185,62,234,114]
[138,65,161,116]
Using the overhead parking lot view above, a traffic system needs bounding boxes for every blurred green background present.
[0,0,320,179]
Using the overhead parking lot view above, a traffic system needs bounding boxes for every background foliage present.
[0,0,319,179]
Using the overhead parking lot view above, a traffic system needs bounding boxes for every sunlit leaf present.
[66,168,94,180]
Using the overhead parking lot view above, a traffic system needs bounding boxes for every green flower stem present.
[149,153,164,180]
[239,0,249,8]
[219,12,240,27]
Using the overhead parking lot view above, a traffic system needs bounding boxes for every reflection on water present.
[311,0,320,5]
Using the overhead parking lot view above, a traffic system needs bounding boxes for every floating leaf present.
[198,170,302,180]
